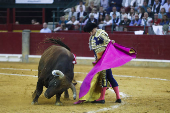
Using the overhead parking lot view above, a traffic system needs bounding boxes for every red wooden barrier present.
[29,33,170,60]
[0,24,8,30]
[0,32,170,60]
[30,33,93,57]
[0,32,22,54]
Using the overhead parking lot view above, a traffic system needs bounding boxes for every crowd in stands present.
[41,0,170,33]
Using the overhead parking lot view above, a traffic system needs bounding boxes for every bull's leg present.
[31,79,43,105]
[55,93,62,106]
[64,90,69,99]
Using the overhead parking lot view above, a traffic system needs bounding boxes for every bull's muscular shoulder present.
[41,45,73,62]
[38,45,73,74]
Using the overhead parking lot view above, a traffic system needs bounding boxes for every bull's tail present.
[45,38,71,51]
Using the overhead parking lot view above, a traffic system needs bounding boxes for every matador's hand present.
[92,61,97,66]
[112,40,115,44]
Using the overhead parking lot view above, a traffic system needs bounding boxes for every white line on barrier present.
[1,54,170,62]
[0,68,169,81]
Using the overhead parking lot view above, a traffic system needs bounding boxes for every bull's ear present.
[52,70,64,78]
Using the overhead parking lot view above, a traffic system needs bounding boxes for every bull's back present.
[38,45,73,77]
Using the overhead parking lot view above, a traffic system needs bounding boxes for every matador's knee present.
[99,70,107,87]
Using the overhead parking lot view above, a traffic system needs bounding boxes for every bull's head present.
[44,70,76,100]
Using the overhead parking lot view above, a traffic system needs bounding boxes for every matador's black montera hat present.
[84,23,97,32]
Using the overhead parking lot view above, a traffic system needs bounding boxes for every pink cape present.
[79,41,136,99]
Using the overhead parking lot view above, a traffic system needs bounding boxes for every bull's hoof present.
[55,102,63,106]
[31,101,38,105]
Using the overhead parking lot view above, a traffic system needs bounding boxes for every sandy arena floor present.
[0,62,170,113]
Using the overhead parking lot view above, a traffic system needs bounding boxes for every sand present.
[0,62,170,113]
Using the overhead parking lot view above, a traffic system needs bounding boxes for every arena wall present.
[0,32,170,60]
[1,32,170,67]
[0,32,22,54]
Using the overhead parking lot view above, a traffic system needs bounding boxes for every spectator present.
[100,0,109,10]
[40,23,51,33]
[162,24,169,35]
[142,0,149,12]
[166,7,170,18]
[122,0,131,13]
[128,8,135,20]
[86,14,98,25]
[160,15,169,25]
[74,24,80,31]
[120,8,128,20]
[112,13,121,25]
[89,8,99,20]
[152,0,161,13]
[141,12,152,26]
[83,18,89,25]
[85,0,100,8]
[79,16,85,25]
[111,13,120,30]
[98,15,112,29]
[130,14,142,26]
[76,1,86,12]
[98,14,105,25]
[31,19,39,25]
[107,0,123,12]
[160,0,167,6]
[120,15,131,26]
[151,13,161,25]
[123,27,128,31]
[147,7,154,19]
[109,7,120,19]
[68,7,77,20]
[162,0,170,12]
[15,21,19,24]
[147,0,155,7]
[77,6,88,20]
[87,1,96,13]
[158,7,166,19]
[138,7,145,19]
[130,0,144,11]
[66,16,79,25]
[54,23,68,32]
[59,16,68,25]
[105,15,112,25]
[99,6,106,19]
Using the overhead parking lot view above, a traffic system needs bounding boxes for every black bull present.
[32,40,76,105]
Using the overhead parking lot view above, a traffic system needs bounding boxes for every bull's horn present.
[70,83,76,100]
[52,70,64,78]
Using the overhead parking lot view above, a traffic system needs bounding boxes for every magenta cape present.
[79,41,136,99]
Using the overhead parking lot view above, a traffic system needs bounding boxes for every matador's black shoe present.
[115,99,121,103]
[91,100,105,104]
